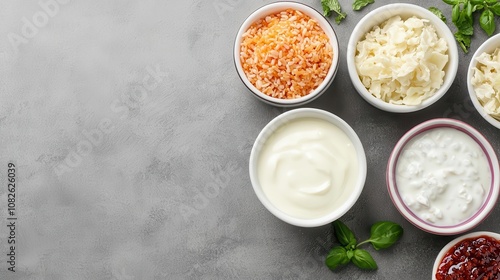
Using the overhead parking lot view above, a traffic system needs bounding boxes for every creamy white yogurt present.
[257,118,359,219]
[396,127,491,226]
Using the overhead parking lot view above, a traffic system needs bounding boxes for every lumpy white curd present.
[257,118,359,219]
[396,127,491,226]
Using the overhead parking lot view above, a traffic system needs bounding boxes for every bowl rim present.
[431,231,500,279]
[249,108,367,227]
[233,1,340,107]
[386,118,500,235]
[467,33,500,129]
[346,3,459,113]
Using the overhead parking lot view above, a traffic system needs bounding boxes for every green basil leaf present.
[455,31,471,53]
[321,0,333,17]
[429,7,447,22]
[334,12,347,24]
[367,221,403,250]
[332,220,357,248]
[455,7,474,35]
[452,4,460,23]
[351,249,378,270]
[443,0,459,4]
[353,0,374,11]
[466,1,473,18]
[491,3,500,16]
[480,9,496,36]
[470,0,484,5]
[321,0,347,24]
[473,4,484,12]
[325,246,350,271]
[486,0,498,4]
[346,249,354,260]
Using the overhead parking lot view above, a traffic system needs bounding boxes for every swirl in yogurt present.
[257,118,359,219]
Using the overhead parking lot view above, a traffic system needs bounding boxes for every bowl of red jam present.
[432,231,500,279]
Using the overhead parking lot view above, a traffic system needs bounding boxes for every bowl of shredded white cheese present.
[468,33,500,129]
[347,4,458,113]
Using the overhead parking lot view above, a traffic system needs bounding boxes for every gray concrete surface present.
[0,0,498,279]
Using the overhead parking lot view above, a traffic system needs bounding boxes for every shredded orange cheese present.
[240,9,333,99]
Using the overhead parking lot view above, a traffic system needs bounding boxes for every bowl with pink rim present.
[386,118,500,235]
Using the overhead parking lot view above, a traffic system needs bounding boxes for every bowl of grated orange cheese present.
[234,2,340,107]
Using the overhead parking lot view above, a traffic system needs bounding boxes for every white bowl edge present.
[467,33,500,129]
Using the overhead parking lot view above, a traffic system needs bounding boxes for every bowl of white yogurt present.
[249,108,367,227]
[387,118,500,235]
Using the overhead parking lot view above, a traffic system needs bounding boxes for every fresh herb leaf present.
[332,220,357,248]
[334,12,347,24]
[346,249,354,260]
[353,0,374,11]
[321,0,347,24]
[325,246,350,270]
[452,4,460,23]
[325,220,403,272]
[466,1,473,18]
[455,31,471,53]
[429,7,447,22]
[480,8,496,36]
[365,221,404,250]
[322,0,333,17]
[491,2,500,16]
[472,4,483,12]
[443,0,500,52]
[455,7,474,35]
[351,249,378,270]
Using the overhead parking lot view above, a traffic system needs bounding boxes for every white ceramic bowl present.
[234,2,340,107]
[386,118,500,235]
[467,33,500,129]
[347,3,459,113]
[249,108,367,227]
[432,231,500,279]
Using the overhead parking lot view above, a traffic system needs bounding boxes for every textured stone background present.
[0,0,499,279]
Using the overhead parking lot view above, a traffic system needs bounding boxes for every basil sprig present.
[439,0,500,53]
[325,220,403,271]
[429,7,447,22]
[321,0,347,24]
[353,0,375,11]
[321,0,375,24]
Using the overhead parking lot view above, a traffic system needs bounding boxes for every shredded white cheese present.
[471,48,500,121]
[355,16,449,105]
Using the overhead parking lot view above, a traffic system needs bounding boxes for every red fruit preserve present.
[435,235,500,279]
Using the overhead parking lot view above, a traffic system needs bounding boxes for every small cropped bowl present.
[234,2,340,107]
[432,231,500,279]
[249,108,367,227]
[467,33,500,129]
[386,118,500,235]
[347,3,459,113]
